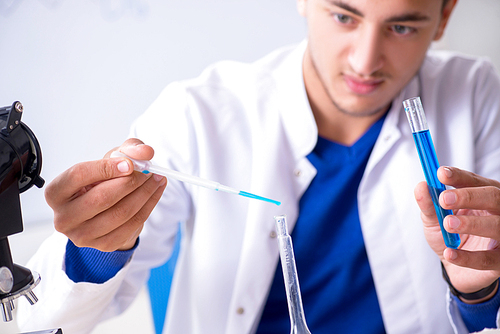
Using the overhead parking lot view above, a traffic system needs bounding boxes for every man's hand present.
[415,166,500,302]
[45,138,167,252]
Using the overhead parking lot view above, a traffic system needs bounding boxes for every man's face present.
[299,0,455,117]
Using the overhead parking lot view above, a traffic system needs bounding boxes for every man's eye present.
[391,25,416,35]
[333,13,353,24]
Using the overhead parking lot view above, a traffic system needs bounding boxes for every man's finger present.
[67,174,165,242]
[45,158,134,208]
[414,181,438,222]
[439,186,500,214]
[67,176,167,251]
[95,180,167,251]
[53,171,152,230]
[105,138,154,160]
[444,248,500,271]
[444,214,500,240]
[438,166,500,189]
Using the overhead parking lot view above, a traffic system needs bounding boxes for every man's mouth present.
[343,75,384,95]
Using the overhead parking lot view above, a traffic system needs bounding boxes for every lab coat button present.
[269,231,277,238]
[294,169,302,177]
[237,307,244,314]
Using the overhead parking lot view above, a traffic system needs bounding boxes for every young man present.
[18,0,500,333]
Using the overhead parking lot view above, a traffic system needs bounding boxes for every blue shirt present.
[256,115,386,333]
[65,239,137,284]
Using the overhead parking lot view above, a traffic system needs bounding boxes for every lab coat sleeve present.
[17,82,196,334]
[470,59,500,180]
[16,232,137,334]
[447,291,470,334]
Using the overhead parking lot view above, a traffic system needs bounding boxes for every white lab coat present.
[18,41,500,334]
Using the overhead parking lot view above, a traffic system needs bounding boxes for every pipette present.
[110,151,281,206]
[275,215,312,334]
[403,97,461,249]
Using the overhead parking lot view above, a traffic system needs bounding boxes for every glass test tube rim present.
[403,96,428,133]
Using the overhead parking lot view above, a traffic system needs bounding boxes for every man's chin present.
[331,96,391,118]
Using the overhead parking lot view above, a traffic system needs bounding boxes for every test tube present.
[403,97,461,249]
[274,215,312,334]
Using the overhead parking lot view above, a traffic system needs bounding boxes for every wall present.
[434,0,500,69]
[1,0,500,227]
[0,0,307,226]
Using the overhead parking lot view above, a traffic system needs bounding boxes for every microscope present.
[0,101,44,323]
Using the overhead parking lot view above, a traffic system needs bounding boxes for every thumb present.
[106,138,155,161]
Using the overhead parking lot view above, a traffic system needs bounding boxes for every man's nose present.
[347,25,385,76]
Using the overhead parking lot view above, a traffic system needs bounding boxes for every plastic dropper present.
[110,151,281,206]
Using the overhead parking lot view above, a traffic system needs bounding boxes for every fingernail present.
[443,167,453,178]
[448,249,458,260]
[117,161,130,173]
[443,192,457,205]
[447,216,461,229]
[153,174,164,182]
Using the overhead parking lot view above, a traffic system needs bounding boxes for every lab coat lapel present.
[359,76,446,333]
[225,41,317,334]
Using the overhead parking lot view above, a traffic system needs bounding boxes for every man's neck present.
[303,50,389,146]
[310,101,387,146]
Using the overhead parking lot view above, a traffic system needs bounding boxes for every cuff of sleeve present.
[454,280,500,333]
[65,238,139,284]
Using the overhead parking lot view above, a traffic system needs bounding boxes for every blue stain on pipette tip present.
[239,191,281,206]
[142,169,280,205]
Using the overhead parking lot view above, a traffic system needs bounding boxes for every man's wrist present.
[458,283,499,304]
[118,237,140,251]
[441,263,499,304]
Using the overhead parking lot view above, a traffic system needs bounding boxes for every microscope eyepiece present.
[0,101,45,194]
[0,101,43,322]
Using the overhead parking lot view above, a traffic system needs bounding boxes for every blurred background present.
[0,0,499,333]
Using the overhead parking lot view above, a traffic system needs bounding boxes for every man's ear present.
[297,0,307,17]
[434,0,458,41]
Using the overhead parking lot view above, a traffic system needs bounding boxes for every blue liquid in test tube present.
[403,97,461,249]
